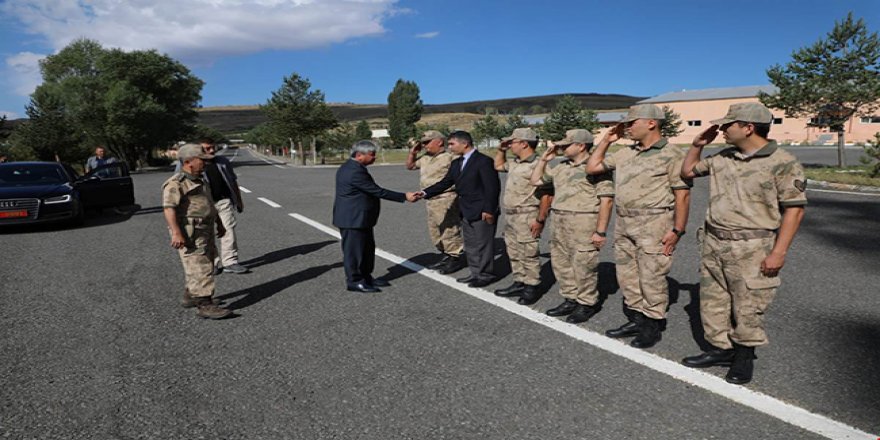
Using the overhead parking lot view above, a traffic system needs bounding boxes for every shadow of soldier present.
[219,262,344,310]
[671,277,710,351]
[373,252,440,283]
[238,240,337,270]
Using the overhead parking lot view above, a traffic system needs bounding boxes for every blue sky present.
[1,0,878,119]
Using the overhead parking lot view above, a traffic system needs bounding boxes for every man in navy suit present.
[421,131,501,287]
[333,140,420,292]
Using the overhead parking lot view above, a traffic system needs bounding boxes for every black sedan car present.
[0,161,135,226]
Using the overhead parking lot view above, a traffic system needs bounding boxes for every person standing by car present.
[85,146,116,174]
[162,143,231,320]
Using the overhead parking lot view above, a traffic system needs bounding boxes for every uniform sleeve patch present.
[793,179,806,192]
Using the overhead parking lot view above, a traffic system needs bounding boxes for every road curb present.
[806,178,880,194]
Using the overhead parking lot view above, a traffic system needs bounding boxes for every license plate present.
[0,210,28,219]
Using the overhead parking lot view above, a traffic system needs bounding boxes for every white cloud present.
[2,0,400,62]
[5,51,46,97]
[415,31,439,39]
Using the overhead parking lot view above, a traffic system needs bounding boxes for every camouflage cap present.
[622,104,665,122]
[554,129,594,146]
[710,102,774,126]
[419,130,446,143]
[501,127,538,143]
[178,143,213,161]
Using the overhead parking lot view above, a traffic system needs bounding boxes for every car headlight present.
[43,194,72,204]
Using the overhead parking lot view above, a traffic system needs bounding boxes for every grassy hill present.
[197,93,644,134]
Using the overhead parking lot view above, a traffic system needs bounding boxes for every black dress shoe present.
[494,282,525,297]
[347,283,380,293]
[456,275,476,283]
[467,278,494,288]
[630,317,662,349]
[546,300,578,317]
[682,349,735,368]
[517,285,541,305]
[605,321,640,338]
[725,344,756,384]
[566,304,599,323]
[428,255,452,270]
[368,278,391,287]
[438,256,467,274]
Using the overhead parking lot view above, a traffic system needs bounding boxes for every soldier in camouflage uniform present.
[493,128,553,304]
[531,129,614,323]
[681,102,806,385]
[586,104,692,348]
[407,130,466,274]
[162,143,232,320]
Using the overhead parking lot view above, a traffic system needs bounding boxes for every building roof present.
[638,85,778,104]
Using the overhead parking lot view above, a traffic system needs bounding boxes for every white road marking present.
[807,188,880,197]
[274,164,287,169]
[239,186,252,194]
[257,197,281,208]
[288,211,877,440]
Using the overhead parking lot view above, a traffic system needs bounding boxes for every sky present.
[1,0,878,119]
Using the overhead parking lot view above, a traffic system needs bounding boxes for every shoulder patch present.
[793,179,806,192]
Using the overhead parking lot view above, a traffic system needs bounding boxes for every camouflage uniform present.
[542,159,614,306]
[500,153,549,287]
[162,172,218,299]
[692,141,807,348]
[414,151,463,257]
[603,138,691,319]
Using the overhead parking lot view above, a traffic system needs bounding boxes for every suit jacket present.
[423,150,500,221]
[333,159,407,229]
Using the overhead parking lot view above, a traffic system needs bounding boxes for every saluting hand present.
[692,125,720,148]
[601,123,625,145]
[541,144,557,162]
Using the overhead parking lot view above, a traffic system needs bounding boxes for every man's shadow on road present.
[219,262,344,310]
[238,240,336,270]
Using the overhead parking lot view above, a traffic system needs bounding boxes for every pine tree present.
[539,95,599,141]
[387,79,423,148]
[661,105,684,138]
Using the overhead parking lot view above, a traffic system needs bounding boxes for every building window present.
[860,116,880,124]
[773,118,783,124]
[687,120,702,127]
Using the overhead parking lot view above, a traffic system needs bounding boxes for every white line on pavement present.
[287,211,877,440]
[274,164,287,169]
[808,188,880,197]
[257,197,281,208]
[239,186,252,194]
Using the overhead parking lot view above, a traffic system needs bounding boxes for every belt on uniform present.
[616,206,673,217]
[504,206,539,215]
[706,223,776,240]
[550,208,593,216]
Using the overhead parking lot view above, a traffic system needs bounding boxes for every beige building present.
[597,85,880,145]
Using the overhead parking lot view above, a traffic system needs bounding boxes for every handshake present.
[405,191,427,203]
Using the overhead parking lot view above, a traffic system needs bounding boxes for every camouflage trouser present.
[426,195,464,257]
[700,229,779,348]
[550,212,599,306]
[176,217,217,298]
[614,211,673,319]
[503,210,541,286]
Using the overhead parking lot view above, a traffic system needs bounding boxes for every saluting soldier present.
[680,103,806,385]
[530,129,614,323]
[406,130,466,274]
[162,143,232,320]
[586,104,692,348]
[493,128,553,304]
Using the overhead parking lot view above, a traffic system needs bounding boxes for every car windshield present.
[0,164,68,187]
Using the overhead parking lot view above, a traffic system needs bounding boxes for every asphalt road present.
[1,146,878,439]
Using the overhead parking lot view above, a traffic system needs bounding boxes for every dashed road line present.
[239,186,252,194]
[257,197,281,208]
[287,211,876,440]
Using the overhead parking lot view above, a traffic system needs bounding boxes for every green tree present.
[17,39,204,169]
[472,113,506,147]
[387,79,423,148]
[528,105,546,114]
[759,13,880,166]
[190,124,227,144]
[262,73,338,165]
[661,105,684,138]
[860,131,880,177]
[8,86,87,164]
[322,123,360,159]
[502,113,530,135]
[244,122,286,154]
[539,95,599,141]
[355,120,373,140]
[416,122,452,138]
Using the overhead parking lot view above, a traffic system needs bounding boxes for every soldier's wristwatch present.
[595,231,607,237]
[672,228,685,238]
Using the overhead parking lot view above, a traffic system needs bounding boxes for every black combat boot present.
[605,311,643,338]
[428,254,452,270]
[494,282,525,297]
[682,347,735,368]
[517,284,541,305]
[630,317,662,348]
[725,344,757,384]
[566,303,599,324]
[439,256,467,274]
[546,299,578,317]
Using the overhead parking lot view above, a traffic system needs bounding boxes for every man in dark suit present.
[334,140,420,292]
[421,131,501,287]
